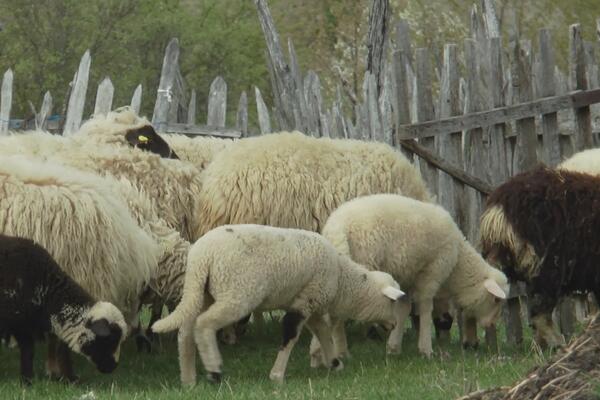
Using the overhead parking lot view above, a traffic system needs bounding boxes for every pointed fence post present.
[0,68,13,135]
[207,76,227,127]
[93,77,114,116]
[63,50,91,136]
[152,38,180,133]
[130,84,142,115]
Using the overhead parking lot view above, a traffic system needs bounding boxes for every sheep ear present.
[382,286,405,300]
[484,279,507,299]
[88,319,111,337]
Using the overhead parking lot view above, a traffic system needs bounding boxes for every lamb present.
[312,194,508,360]
[0,234,128,384]
[194,131,432,239]
[151,224,405,385]
[480,165,600,347]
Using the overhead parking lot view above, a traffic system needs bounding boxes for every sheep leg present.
[178,319,197,386]
[270,311,307,383]
[15,333,34,385]
[56,341,78,383]
[306,314,342,371]
[194,301,249,383]
[387,297,412,355]
[416,298,434,357]
[331,318,350,359]
[309,335,323,368]
[462,317,479,349]
[46,335,61,380]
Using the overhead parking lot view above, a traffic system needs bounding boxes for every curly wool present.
[194,132,432,238]
[162,134,234,171]
[0,155,160,318]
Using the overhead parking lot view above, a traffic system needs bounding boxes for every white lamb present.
[151,224,404,385]
[316,194,508,359]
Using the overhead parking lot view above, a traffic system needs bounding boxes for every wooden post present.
[130,84,142,115]
[366,0,390,95]
[187,89,197,125]
[207,76,227,128]
[558,297,576,340]
[569,24,593,151]
[414,48,438,197]
[37,91,53,130]
[539,29,561,166]
[364,72,383,141]
[255,86,271,134]
[0,69,13,135]
[506,282,525,345]
[63,50,91,136]
[93,77,114,116]
[236,91,248,137]
[288,38,309,134]
[304,71,325,137]
[511,39,537,172]
[488,38,509,185]
[152,38,179,133]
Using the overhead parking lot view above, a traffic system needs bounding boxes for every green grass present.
[0,319,546,400]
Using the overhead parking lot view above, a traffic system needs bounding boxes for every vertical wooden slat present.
[63,50,91,136]
[236,91,248,137]
[488,37,509,185]
[288,38,310,134]
[187,89,197,125]
[0,69,13,135]
[512,39,537,172]
[304,71,325,137]
[539,29,561,166]
[255,86,271,134]
[365,72,382,141]
[152,38,179,133]
[569,24,593,151]
[366,0,390,95]
[207,76,227,128]
[93,77,114,116]
[415,48,437,197]
[130,84,142,115]
[37,91,53,130]
[437,44,464,230]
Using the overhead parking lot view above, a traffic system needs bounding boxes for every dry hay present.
[457,314,600,400]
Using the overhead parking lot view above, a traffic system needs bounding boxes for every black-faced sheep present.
[0,234,127,384]
[152,224,404,385]
[480,165,600,347]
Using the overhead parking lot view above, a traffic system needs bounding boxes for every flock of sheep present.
[0,107,597,387]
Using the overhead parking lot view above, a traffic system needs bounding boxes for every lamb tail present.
[151,250,210,333]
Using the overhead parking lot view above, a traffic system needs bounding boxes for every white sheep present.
[162,133,234,170]
[0,124,203,241]
[194,132,432,239]
[316,194,508,359]
[0,155,160,323]
[558,148,600,174]
[151,224,405,385]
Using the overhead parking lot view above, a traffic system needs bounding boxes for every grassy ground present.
[0,317,550,400]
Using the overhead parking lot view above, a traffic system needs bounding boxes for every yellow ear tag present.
[138,135,149,143]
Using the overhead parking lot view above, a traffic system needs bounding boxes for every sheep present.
[194,131,432,239]
[480,165,600,347]
[0,234,128,384]
[311,194,508,360]
[0,124,203,242]
[160,133,234,170]
[151,224,405,385]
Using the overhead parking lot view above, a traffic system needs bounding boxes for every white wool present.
[194,131,432,239]
[0,155,160,316]
[163,134,234,170]
[558,148,600,175]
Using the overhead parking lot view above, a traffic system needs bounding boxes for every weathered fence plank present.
[366,0,390,95]
[539,29,561,166]
[569,24,593,151]
[130,84,142,115]
[0,69,13,135]
[255,86,271,134]
[63,50,91,136]
[37,91,53,130]
[236,91,248,137]
[207,77,227,127]
[93,77,114,116]
[152,38,179,133]
[488,37,509,185]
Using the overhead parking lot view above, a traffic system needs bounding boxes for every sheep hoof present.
[462,341,479,350]
[135,334,152,353]
[310,355,323,369]
[419,348,433,359]
[207,372,222,383]
[269,371,285,384]
[386,345,401,355]
[330,358,344,371]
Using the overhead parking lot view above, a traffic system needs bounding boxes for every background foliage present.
[0,0,598,127]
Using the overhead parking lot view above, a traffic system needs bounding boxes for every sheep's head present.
[125,125,179,159]
[352,270,405,326]
[462,272,508,328]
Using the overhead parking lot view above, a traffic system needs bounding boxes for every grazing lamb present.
[151,224,405,385]
[313,194,508,360]
[480,165,600,347]
[0,234,127,384]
